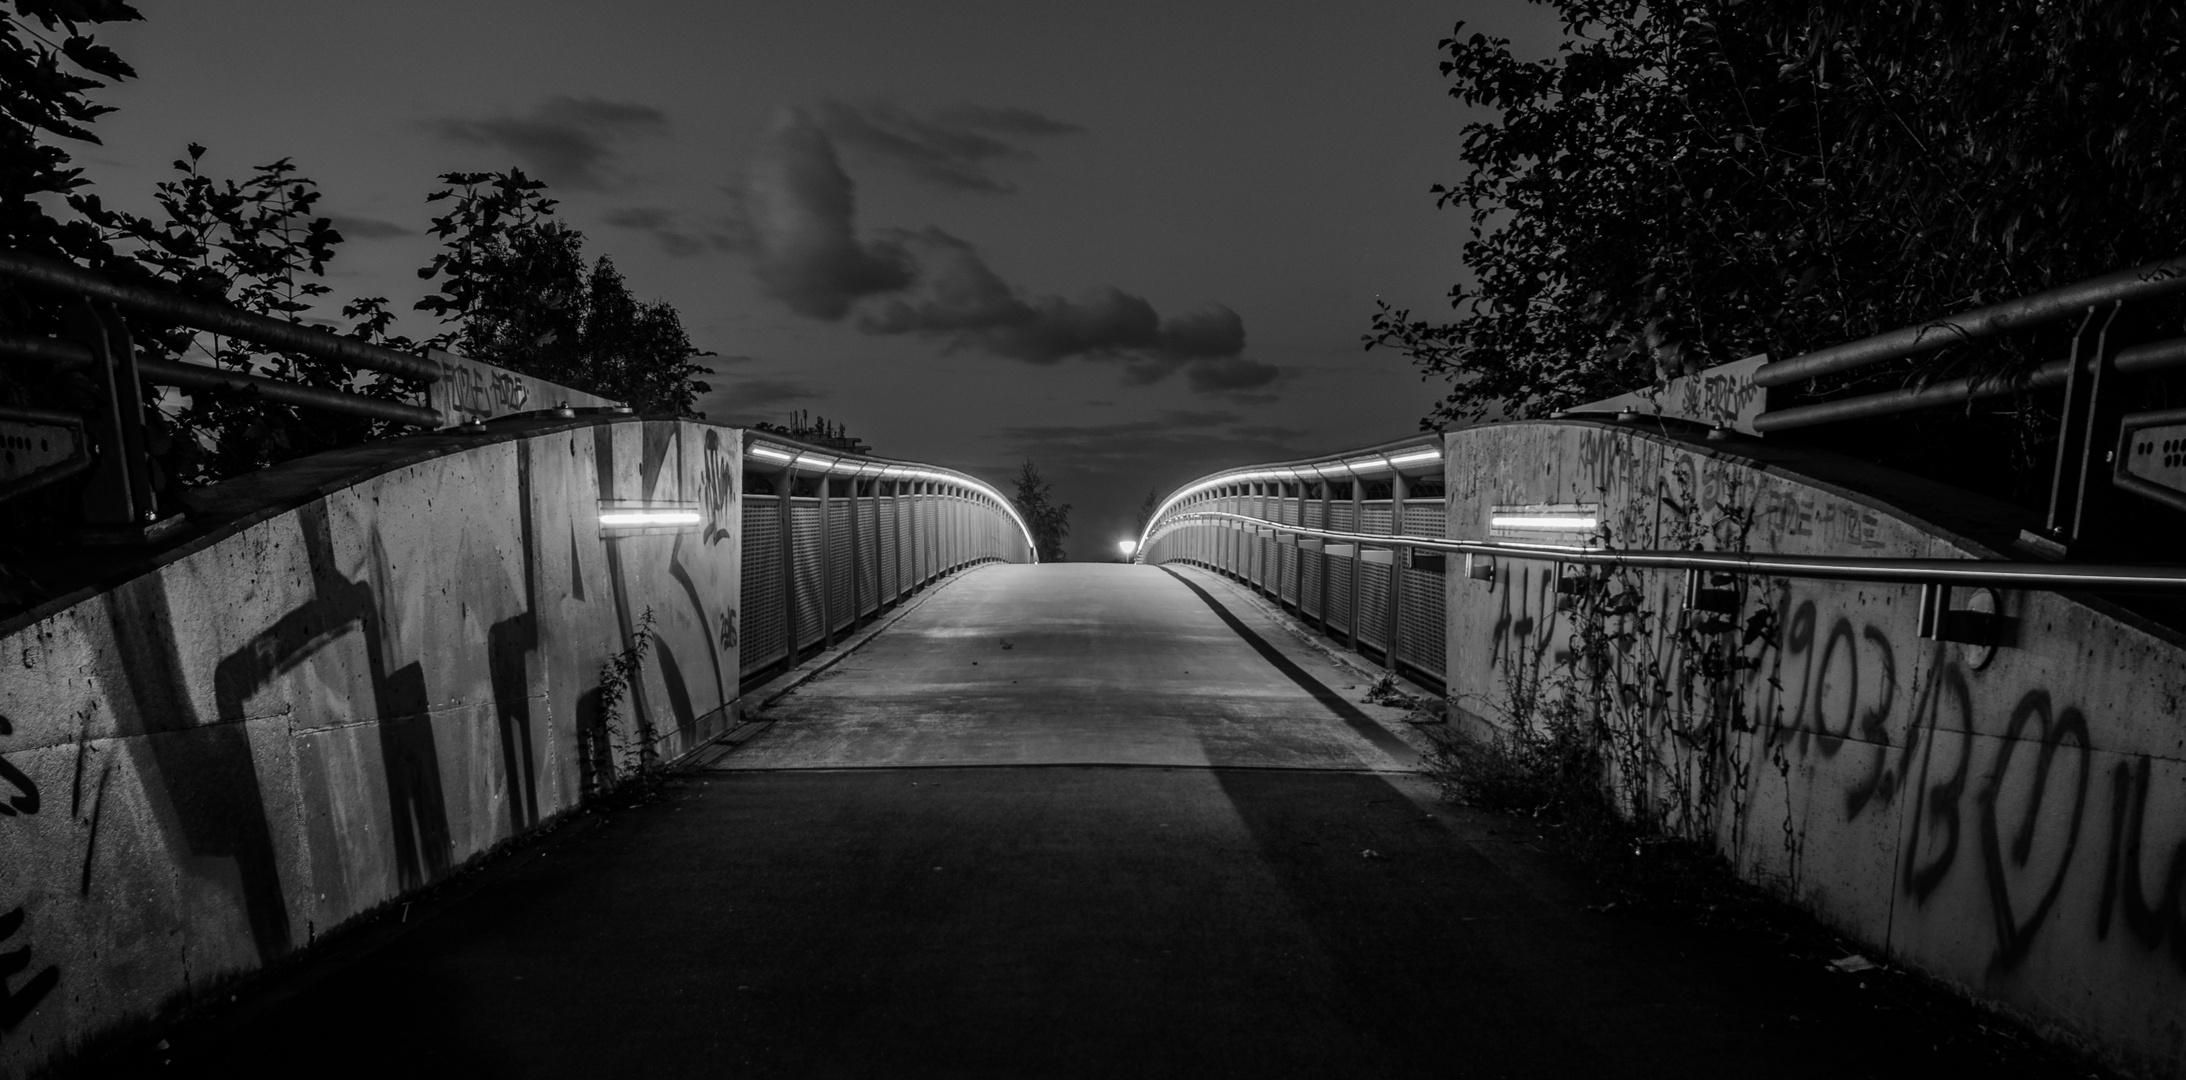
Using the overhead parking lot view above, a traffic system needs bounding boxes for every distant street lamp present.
[1117,539,1138,558]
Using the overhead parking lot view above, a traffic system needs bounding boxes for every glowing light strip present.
[1490,514,1599,531]
[1131,444,1444,558]
[600,510,703,527]
[742,442,1040,562]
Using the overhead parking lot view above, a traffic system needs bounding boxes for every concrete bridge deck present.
[114,565,2090,1078]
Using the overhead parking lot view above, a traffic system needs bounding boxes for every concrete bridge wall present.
[0,417,743,1075]
[1444,420,2186,1075]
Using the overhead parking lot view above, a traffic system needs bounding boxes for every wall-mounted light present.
[599,500,703,535]
[1489,503,1601,540]
[1490,513,1599,531]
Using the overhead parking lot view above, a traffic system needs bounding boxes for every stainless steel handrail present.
[0,332,442,427]
[1753,254,2186,388]
[743,431,1040,563]
[1154,510,2186,593]
[0,250,443,382]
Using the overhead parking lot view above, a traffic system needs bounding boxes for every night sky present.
[83,0,1564,556]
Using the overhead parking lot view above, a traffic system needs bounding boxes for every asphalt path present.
[123,564,2093,1079]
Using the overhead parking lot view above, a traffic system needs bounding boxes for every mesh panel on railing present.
[1361,504,1393,534]
[1358,565,1390,651]
[828,500,853,633]
[1399,564,1445,677]
[740,497,787,677]
[858,500,880,616]
[791,501,825,649]
[1331,503,1356,531]
[1397,499,1447,677]
[1326,555,1352,634]
[1300,549,1319,618]
[1279,539,1298,604]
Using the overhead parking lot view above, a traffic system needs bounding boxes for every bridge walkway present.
[122,565,2084,1079]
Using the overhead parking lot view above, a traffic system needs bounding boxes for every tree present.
[1133,487,1161,536]
[1369,1,2186,463]
[416,170,711,417]
[1011,459,1071,563]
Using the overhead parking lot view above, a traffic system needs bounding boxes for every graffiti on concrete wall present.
[0,713,56,1037]
[1473,426,2186,988]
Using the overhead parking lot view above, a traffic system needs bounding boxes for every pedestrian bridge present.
[3,407,2186,1077]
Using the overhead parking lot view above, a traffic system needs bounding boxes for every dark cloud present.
[326,214,411,240]
[734,108,1279,396]
[726,377,824,406]
[743,107,915,318]
[602,206,741,258]
[813,100,1082,194]
[694,376,826,425]
[432,96,668,191]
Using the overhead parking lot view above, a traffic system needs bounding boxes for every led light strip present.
[1490,514,1600,531]
[600,510,704,527]
[744,441,1041,562]
[1133,444,1443,558]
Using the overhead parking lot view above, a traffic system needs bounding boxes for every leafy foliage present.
[1011,458,1071,562]
[416,170,711,417]
[1371,1,2186,427]
[90,148,425,486]
[0,0,139,271]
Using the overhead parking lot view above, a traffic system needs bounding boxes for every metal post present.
[817,473,836,647]
[1386,467,1408,675]
[1347,478,1364,652]
[847,475,864,626]
[2071,302,2127,541]
[69,301,141,528]
[1317,477,1333,630]
[776,464,799,661]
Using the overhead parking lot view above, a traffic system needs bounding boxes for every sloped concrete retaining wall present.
[0,417,742,1075]
[1445,419,2186,1076]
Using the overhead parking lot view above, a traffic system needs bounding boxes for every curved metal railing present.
[735,432,1035,685]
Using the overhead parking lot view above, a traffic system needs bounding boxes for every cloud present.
[732,107,1280,397]
[812,100,1083,193]
[326,214,411,240]
[432,96,668,191]
[743,107,915,318]
[602,205,741,258]
[694,376,826,425]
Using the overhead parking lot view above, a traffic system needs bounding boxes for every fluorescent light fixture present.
[749,445,793,461]
[1490,514,1599,531]
[600,510,703,527]
[1118,539,1138,556]
[1385,449,1442,467]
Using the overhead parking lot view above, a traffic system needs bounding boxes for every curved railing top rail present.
[742,431,1040,563]
[1148,510,2186,594]
[1133,433,1441,557]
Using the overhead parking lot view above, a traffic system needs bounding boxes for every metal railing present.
[1747,255,2186,545]
[1148,511,2186,594]
[736,434,1036,686]
[0,249,616,541]
[1134,438,1449,690]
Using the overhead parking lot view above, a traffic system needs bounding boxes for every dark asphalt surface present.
[114,566,2097,1079]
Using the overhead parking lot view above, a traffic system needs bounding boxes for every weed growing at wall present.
[1439,453,1789,882]
[584,607,665,804]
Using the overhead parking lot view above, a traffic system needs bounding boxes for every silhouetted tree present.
[1011,458,1071,562]
[1371,1,2186,430]
[417,169,711,417]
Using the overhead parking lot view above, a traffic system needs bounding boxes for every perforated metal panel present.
[1302,548,1322,619]
[827,500,853,633]
[1401,501,1443,537]
[857,500,880,615]
[1360,504,1394,534]
[740,497,787,676]
[880,497,900,601]
[791,500,824,649]
[1358,565,1390,651]
[1326,556,1352,634]
[1330,503,1356,531]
